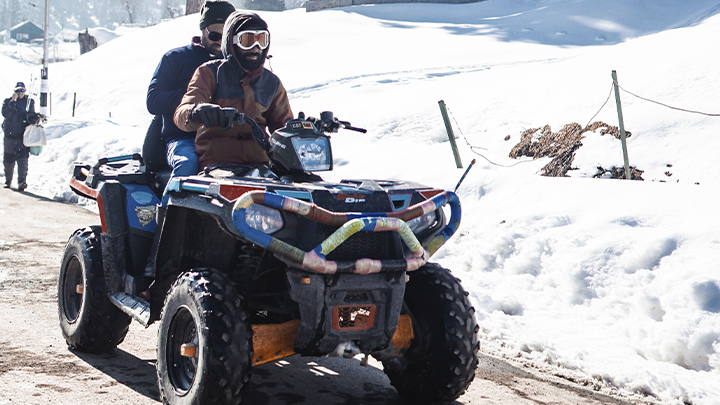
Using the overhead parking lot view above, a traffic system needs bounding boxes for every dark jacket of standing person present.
[2,91,34,139]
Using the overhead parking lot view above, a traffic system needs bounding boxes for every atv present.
[58,110,479,404]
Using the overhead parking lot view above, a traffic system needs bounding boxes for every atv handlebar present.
[225,109,366,153]
[308,111,367,134]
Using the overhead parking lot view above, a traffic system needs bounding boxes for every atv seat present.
[143,115,173,198]
[143,115,170,173]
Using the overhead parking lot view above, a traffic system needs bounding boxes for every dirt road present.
[0,186,656,405]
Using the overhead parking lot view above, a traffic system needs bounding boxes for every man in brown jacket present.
[174,12,293,171]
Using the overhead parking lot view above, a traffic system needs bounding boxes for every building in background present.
[9,20,43,42]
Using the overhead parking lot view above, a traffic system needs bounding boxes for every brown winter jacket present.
[174,12,293,170]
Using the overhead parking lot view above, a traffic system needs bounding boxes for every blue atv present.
[57,111,479,405]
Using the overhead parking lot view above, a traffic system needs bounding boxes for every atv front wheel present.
[157,269,253,405]
[383,263,479,404]
[58,226,131,352]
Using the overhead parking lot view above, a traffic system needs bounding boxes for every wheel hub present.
[166,306,198,394]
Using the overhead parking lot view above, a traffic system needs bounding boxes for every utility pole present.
[5,0,11,43]
[40,0,49,115]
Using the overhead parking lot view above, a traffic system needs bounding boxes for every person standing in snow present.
[174,12,293,171]
[145,0,236,179]
[2,82,35,191]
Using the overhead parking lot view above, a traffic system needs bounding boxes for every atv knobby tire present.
[58,226,131,352]
[383,263,479,404]
[157,269,253,405]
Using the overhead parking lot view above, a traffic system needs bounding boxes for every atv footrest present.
[109,292,151,327]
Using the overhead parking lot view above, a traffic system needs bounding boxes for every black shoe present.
[18,182,27,192]
[3,183,10,189]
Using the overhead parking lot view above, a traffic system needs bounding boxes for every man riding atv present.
[175,11,293,171]
[57,10,479,405]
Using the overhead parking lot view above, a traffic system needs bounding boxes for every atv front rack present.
[230,190,461,274]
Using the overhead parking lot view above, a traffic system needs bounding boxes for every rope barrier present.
[445,82,616,168]
[584,83,614,129]
[615,80,720,117]
[445,106,528,168]
[444,76,718,170]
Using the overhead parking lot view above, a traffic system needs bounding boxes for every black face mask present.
[236,47,268,71]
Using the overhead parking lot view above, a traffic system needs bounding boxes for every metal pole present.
[39,0,50,116]
[438,100,463,169]
[454,159,476,192]
[5,0,11,43]
[72,92,76,117]
[611,70,631,180]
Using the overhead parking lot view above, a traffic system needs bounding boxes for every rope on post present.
[617,84,720,117]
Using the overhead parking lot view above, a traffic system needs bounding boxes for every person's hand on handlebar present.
[190,104,238,130]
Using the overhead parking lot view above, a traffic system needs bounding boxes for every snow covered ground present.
[1,1,719,404]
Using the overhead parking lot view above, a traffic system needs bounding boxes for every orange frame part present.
[251,315,414,366]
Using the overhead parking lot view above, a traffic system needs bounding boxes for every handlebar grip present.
[221,108,239,130]
[345,125,367,133]
[337,119,367,133]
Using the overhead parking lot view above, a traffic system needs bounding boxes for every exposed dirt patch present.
[509,121,643,179]
[0,344,90,376]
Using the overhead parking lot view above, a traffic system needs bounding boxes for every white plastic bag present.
[23,124,47,147]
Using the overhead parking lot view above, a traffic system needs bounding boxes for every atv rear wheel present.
[58,226,131,352]
[157,269,253,405]
[383,263,479,404]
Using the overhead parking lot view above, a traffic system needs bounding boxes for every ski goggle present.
[15,88,25,93]
[233,30,270,50]
[204,27,223,42]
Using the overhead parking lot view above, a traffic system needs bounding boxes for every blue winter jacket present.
[146,37,216,143]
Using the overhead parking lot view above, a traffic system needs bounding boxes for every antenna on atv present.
[454,159,476,192]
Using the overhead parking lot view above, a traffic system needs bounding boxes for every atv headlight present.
[245,204,283,234]
[407,211,437,234]
[291,137,331,171]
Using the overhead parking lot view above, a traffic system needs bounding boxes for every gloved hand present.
[190,104,238,130]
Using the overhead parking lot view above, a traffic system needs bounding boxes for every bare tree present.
[186,0,202,14]
[162,0,182,18]
[118,0,140,24]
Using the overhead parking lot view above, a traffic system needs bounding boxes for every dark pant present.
[3,136,29,186]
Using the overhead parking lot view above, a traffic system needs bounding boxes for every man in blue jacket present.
[146,0,235,179]
[2,82,35,191]
[140,0,235,294]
